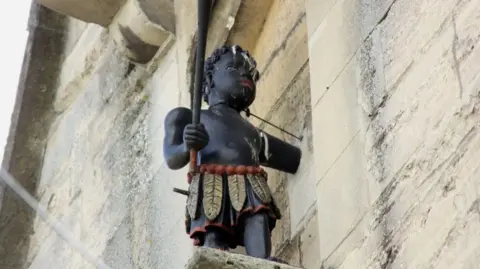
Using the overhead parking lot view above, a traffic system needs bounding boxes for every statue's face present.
[208,50,258,110]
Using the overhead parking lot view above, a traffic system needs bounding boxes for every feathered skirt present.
[184,167,281,249]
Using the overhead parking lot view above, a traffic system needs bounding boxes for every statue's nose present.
[238,67,249,77]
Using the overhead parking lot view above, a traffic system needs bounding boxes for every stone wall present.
[245,1,319,268]
[307,0,480,268]
[8,0,480,268]
[1,1,321,269]
[2,2,191,268]
[0,4,69,268]
[27,23,190,268]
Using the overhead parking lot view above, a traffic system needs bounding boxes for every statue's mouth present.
[240,79,254,89]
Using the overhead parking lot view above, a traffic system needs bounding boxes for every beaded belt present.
[187,164,266,184]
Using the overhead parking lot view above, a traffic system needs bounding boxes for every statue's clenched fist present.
[183,123,209,151]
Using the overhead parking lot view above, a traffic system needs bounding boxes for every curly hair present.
[202,45,260,103]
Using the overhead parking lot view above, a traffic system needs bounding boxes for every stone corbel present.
[186,247,301,269]
[38,0,126,26]
[109,0,176,64]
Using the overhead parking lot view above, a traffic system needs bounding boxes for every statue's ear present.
[205,70,214,88]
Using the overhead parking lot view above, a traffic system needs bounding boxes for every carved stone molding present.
[109,0,175,64]
[38,0,126,26]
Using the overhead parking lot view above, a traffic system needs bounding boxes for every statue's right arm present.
[163,107,192,170]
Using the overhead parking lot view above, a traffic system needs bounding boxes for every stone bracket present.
[109,0,175,64]
[186,247,303,269]
[39,0,176,64]
[38,0,126,27]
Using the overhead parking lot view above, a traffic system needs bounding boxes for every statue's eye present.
[226,66,237,71]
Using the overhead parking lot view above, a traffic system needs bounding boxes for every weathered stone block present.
[309,0,480,268]
[0,4,68,267]
[250,3,308,121]
[311,55,361,182]
[364,0,480,201]
[109,0,175,64]
[137,0,175,33]
[305,0,337,37]
[186,247,302,269]
[316,133,368,261]
[39,0,125,26]
[270,179,292,253]
[299,211,321,269]
[275,237,302,267]
[205,0,242,57]
[226,0,274,52]
[252,0,306,72]
[256,65,315,233]
[308,0,395,106]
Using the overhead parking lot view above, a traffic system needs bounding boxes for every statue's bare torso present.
[199,107,261,166]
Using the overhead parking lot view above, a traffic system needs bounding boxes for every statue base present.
[186,247,303,269]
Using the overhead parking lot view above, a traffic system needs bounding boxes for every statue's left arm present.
[258,131,302,174]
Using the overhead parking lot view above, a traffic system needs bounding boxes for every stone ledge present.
[186,248,302,269]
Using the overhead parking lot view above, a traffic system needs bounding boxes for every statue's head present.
[203,45,260,111]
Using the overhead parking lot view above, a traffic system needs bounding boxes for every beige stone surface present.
[0,4,69,268]
[226,0,274,52]
[311,56,362,182]
[260,65,315,234]
[3,1,317,268]
[40,0,177,64]
[109,0,175,64]
[186,247,302,269]
[305,0,337,37]
[308,0,395,106]
[53,24,108,113]
[250,0,308,121]
[299,211,321,269]
[2,7,193,266]
[10,0,480,267]
[137,0,175,33]
[241,0,315,241]
[316,134,368,261]
[307,0,480,267]
[27,35,194,268]
[38,0,125,26]
[252,0,306,73]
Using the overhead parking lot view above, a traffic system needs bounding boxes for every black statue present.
[163,45,301,261]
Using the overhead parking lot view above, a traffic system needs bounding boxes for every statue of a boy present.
[163,45,301,261]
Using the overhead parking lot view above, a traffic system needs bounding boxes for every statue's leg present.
[203,227,230,250]
[243,213,272,259]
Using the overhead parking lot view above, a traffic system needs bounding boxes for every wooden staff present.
[190,0,212,173]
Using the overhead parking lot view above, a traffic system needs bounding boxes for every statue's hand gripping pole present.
[190,0,212,174]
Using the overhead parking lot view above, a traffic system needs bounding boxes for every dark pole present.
[190,0,211,172]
